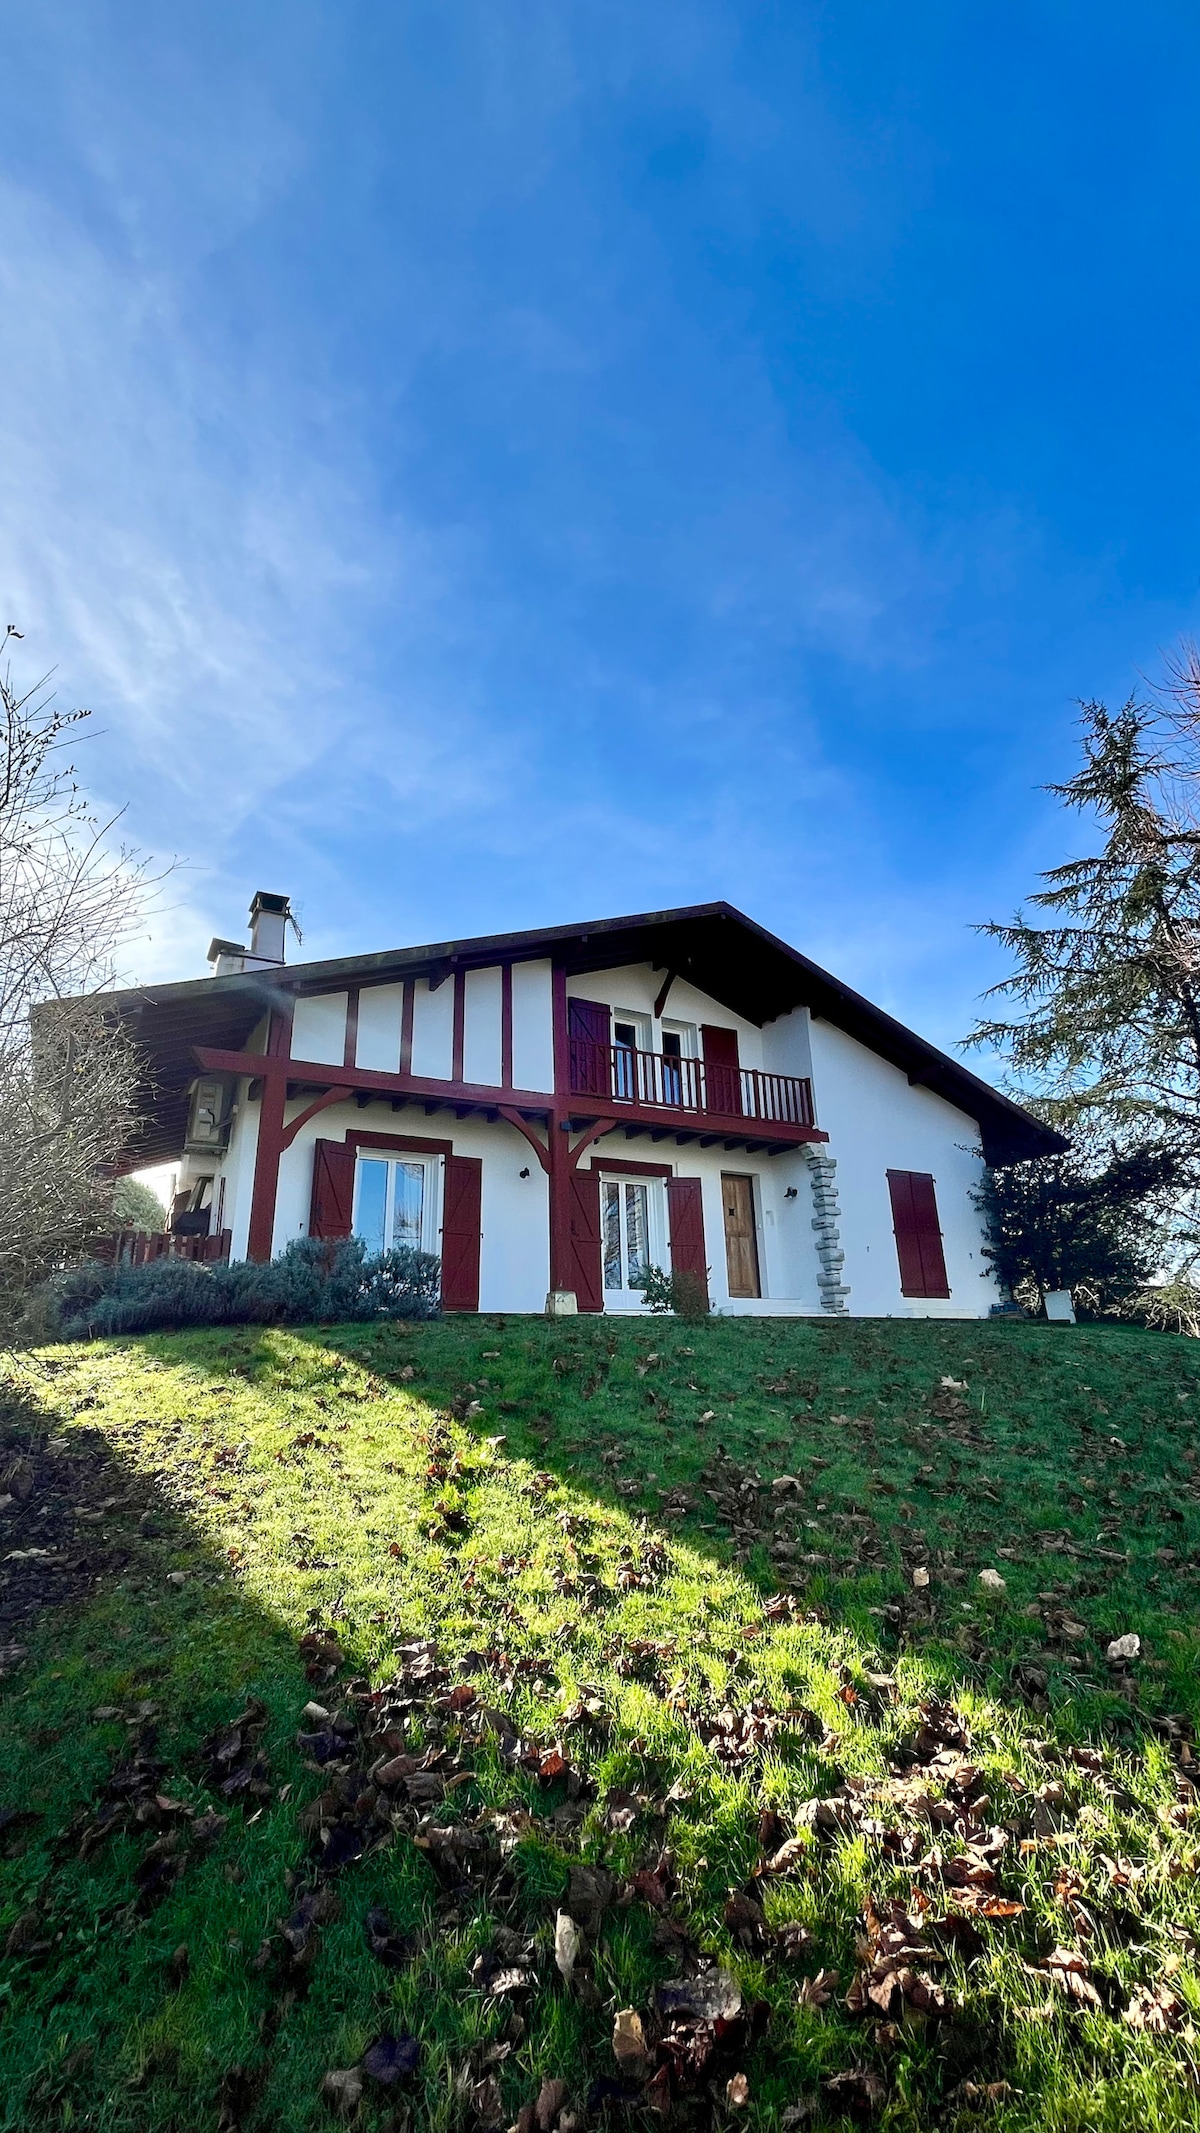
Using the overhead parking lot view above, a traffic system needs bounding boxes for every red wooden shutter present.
[309,1139,355,1240]
[887,1170,950,1298]
[666,1176,708,1284]
[566,1168,604,1311]
[701,1025,742,1116]
[567,998,612,1097]
[441,1155,483,1311]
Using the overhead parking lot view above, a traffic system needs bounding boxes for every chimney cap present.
[248,890,292,918]
[207,937,247,963]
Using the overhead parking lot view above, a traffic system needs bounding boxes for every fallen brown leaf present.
[319,2068,363,2115]
[534,2075,569,2130]
[798,1968,839,2010]
[1124,1982,1185,2032]
[613,2007,650,2079]
[823,2067,887,2116]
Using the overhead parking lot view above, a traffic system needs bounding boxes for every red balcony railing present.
[568,1038,815,1128]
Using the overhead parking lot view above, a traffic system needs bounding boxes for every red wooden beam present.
[280,1086,352,1151]
[399,980,415,1075]
[347,1129,453,1156]
[551,964,570,1092]
[247,1014,288,1261]
[452,969,466,1082]
[268,1001,293,1056]
[587,1155,672,1178]
[566,1118,617,1171]
[192,1046,553,1115]
[501,962,513,1089]
[498,1105,552,1174]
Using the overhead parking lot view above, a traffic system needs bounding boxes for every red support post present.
[501,963,513,1089]
[551,964,570,1093]
[549,1120,570,1293]
[452,969,466,1083]
[549,966,570,1289]
[247,1045,287,1263]
[399,980,415,1075]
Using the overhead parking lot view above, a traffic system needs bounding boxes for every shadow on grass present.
[4,1317,1199,2133]
[140,1308,1200,1786]
[0,1369,326,2130]
[280,1312,1200,1740]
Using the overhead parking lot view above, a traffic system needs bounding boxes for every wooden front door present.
[721,1173,760,1297]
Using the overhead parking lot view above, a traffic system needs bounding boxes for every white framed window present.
[600,1173,667,1302]
[353,1154,442,1255]
[659,1020,699,1108]
[612,1011,651,1100]
[660,1019,698,1055]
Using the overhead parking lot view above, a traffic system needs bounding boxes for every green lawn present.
[2,1313,1200,2133]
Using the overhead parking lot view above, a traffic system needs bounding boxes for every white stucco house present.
[102,894,1059,1318]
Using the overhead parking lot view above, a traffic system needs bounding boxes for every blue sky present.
[2,2,1197,1064]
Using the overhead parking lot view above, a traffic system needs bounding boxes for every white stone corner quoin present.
[806,1148,850,1314]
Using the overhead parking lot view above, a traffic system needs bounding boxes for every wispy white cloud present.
[0,0,1106,1051]
[0,154,510,973]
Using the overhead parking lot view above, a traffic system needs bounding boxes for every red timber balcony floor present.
[565,1039,825,1152]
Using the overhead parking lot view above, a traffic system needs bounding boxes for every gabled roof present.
[85,901,1063,1168]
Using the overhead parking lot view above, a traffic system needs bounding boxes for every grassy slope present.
[2,1313,1200,2133]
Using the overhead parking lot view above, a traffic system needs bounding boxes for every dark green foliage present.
[43,1236,441,1338]
[107,1176,166,1233]
[971,687,1200,1164]
[978,1134,1181,1311]
[637,1262,711,1316]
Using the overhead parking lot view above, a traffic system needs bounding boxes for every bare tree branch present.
[0,649,169,1327]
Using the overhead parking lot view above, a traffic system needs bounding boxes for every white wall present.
[511,960,554,1091]
[273,962,555,1094]
[587,1138,821,1315]
[268,1098,550,1311]
[693,1149,821,1314]
[218,963,997,1321]
[464,966,503,1086]
[355,983,404,1072]
[224,1083,260,1263]
[567,964,765,1070]
[410,977,454,1080]
[760,1006,814,1085]
[807,1018,999,1318]
[291,991,348,1066]
[228,1083,825,1313]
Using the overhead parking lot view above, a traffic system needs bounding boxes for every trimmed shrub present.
[45,1237,442,1340]
[637,1263,712,1319]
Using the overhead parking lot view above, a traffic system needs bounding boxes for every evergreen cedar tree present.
[971,673,1200,1303]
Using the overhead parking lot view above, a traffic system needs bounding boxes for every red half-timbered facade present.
[95,897,1060,1318]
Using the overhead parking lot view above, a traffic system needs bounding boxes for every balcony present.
[567,1037,816,1139]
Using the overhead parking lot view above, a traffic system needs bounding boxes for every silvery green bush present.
[45,1236,441,1339]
